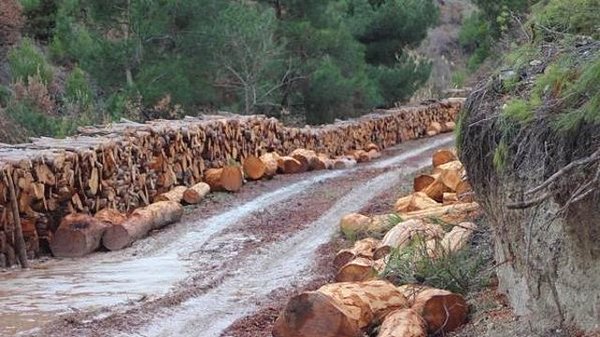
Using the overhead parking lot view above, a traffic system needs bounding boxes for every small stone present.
[530,60,542,66]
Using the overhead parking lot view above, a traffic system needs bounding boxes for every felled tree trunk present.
[399,202,481,225]
[377,309,427,337]
[335,257,384,282]
[334,237,380,268]
[273,280,409,337]
[102,201,183,251]
[259,152,280,178]
[183,182,211,204]
[203,166,243,192]
[94,208,127,225]
[291,149,320,170]
[411,288,468,334]
[243,155,266,180]
[204,168,224,191]
[154,186,187,203]
[278,156,305,174]
[50,213,109,257]
[414,174,436,192]
[333,157,357,169]
[395,192,441,213]
[432,149,457,167]
[374,219,444,260]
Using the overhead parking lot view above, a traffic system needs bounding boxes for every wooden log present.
[291,149,320,171]
[432,149,458,168]
[352,150,371,163]
[278,156,305,174]
[273,280,409,337]
[394,192,441,213]
[50,213,109,258]
[421,175,452,202]
[442,192,459,205]
[373,219,444,260]
[315,153,333,170]
[367,149,381,160]
[377,309,427,337]
[221,166,244,192]
[183,182,211,204]
[365,143,379,152]
[339,213,372,235]
[411,288,469,334]
[413,175,436,193]
[204,168,224,191]
[94,208,127,225]
[334,237,380,268]
[6,172,29,268]
[333,157,357,170]
[427,122,442,136]
[440,222,477,254]
[399,202,481,225]
[442,121,456,132]
[154,186,187,203]
[455,180,474,202]
[102,201,184,251]
[243,155,266,180]
[335,257,383,282]
[259,152,280,178]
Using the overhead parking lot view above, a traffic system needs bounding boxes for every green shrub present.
[305,59,355,124]
[503,98,534,122]
[5,100,56,137]
[533,0,600,39]
[451,69,467,88]
[20,0,58,41]
[65,66,93,108]
[370,54,432,106]
[380,234,491,294]
[8,38,53,85]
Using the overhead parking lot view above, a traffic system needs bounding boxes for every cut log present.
[442,121,456,132]
[183,182,211,204]
[411,288,469,334]
[413,174,436,192]
[377,309,427,337]
[374,219,444,260]
[455,180,474,202]
[154,186,188,203]
[439,222,477,254]
[291,149,320,171]
[243,155,266,180]
[395,192,441,213]
[278,156,305,174]
[434,161,464,191]
[442,192,459,205]
[316,153,333,170]
[94,208,127,226]
[333,157,357,170]
[221,166,244,192]
[365,143,379,152]
[102,201,183,251]
[427,122,442,136]
[399,202,481,225]
[339,213,372,234]
[204,168,224,191]
[50,214,109,257]
[273,280,409,337]
[259,152,280,178]
[352,150,371,163]
[335,257,383,282]
[367,149,381,160]
[432,149,458,168]
[422,175,452,202]
[334,237,380,268]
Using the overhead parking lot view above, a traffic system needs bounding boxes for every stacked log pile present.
[0,100,461,267]
[275,148,479,336]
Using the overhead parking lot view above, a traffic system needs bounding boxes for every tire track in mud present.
[8,134,453,337]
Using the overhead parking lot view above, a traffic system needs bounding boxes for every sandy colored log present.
[352,150,371,163]
[427,122,442,136]
[443,121,456,132]
[335,257,385,282]
[439,222,477,255]
[154,186,187,203]
[102,201,183,251]
[339,213,372,234]
[399,202,481,225]
[94,208,127,225]
[443,192,459,205]
[50,213,109,257]
[395,192,441,213]
[368,149,381,160]
[204,166,243,192]
[273,280,409,337]
[422,175,452,202]
[374,219,444,260]
[433,161,464,191]
[243,155,266,180]
[316,153,333,170]
[365,143,379,152]
[183,182,210,204]
[334,237,380,268]
[413,174,436,192]
[411,288,469,334]
[333,157,357,170]
[291,149,321,171]
[377,309,427,337]
[432,149,457,167]
[278,156,305,174]
[259,152,280,178]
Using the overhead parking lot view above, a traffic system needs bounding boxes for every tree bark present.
[50,213,109,258]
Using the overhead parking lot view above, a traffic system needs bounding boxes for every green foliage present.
[65,66,93,108]
[503,99,534,123]
[459,13,492,72]
[493,140,509,171]
[8,38,53,85]
[3,100,78,137]
[20,0,58,41]
[369,54,432,106]
[532,0,600,39]
[305,59,356,124]
[451,69,467,88]
[505,44,538,71]
[381,235,491,294]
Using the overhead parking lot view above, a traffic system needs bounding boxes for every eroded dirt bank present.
[0,134,454,337]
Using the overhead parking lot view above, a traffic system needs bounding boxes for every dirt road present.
[0,134,454,337]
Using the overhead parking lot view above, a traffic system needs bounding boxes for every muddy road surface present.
[0,134,454,337]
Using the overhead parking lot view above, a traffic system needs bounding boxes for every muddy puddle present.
[0,134,453,336]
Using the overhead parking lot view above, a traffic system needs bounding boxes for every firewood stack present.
[275,147,479,337]
[0,100,462,267]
